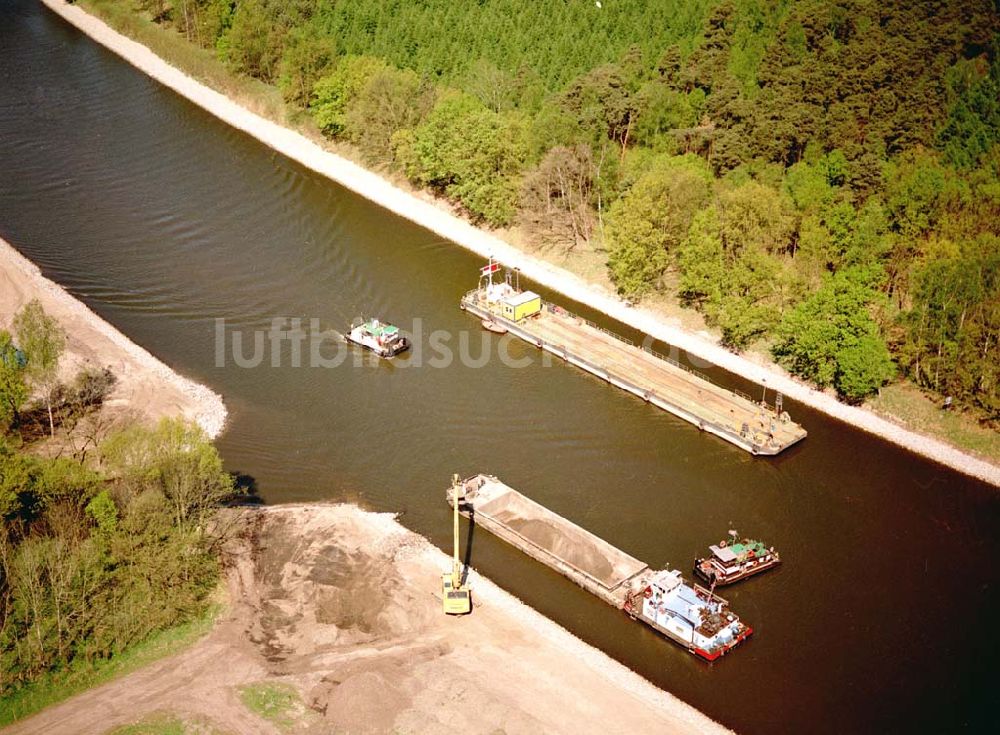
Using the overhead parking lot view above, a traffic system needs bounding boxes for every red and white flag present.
[480,261,501,276]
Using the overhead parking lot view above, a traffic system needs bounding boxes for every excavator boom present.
[443,475,472,614]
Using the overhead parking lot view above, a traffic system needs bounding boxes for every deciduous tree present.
[13,301,65,438]
[772,269,895,399]
[100,418,234,529]
[605,155,712,297]
[396,93,528,226]
[346,66,433,163]
[312,55,387,137]
[520,144,596,249]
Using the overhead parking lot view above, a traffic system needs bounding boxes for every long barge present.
[460,261,806,456]
[449,474,752,661]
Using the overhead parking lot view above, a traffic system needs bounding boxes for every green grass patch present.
[0,604,220,728]
[237,681,307,731]
[107,710,227,735]
[107,712,189,735]
[867,382,1000,465]
[106,715,189,735]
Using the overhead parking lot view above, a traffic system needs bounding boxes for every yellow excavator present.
[442,474,472,614]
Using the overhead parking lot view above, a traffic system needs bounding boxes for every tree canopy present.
[0,418,230,698]
[772,269,895,401]
[0,332,28,433]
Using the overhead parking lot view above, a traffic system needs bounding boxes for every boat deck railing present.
[734,388,779,415]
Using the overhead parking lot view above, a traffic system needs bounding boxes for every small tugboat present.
[694,530,781,586]
[345,317,410,358]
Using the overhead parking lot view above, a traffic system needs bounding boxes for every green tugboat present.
[345,317,410,358]
[694,530,781,586]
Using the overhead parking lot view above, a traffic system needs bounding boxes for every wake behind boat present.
[346,317,410,358]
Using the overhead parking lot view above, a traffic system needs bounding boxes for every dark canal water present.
[1,2,998,732]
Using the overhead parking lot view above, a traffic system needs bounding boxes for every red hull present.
[694,625,754,661]
[694,558,781,586]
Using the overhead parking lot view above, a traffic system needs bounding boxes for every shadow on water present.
[228,471,262,506]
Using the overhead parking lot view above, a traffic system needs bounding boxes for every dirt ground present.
[0,235,225,439]
[4,504,731,735]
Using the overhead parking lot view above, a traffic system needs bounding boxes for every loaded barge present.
[449,474,752,661]
[460,260,806,456]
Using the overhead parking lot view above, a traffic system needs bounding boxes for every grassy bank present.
[867,383,1000,464]
[0,602,220,728]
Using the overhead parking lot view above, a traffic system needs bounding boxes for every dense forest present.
[132,0,996,416]
[1,303,231,706]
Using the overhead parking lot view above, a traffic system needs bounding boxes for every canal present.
[1,2,997,732]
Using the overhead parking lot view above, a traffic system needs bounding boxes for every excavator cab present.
[442,572,471,615]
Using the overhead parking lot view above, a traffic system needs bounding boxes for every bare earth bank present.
[3,503,731,735]
[0,235,226,438]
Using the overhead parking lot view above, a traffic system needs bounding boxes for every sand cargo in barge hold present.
[449,474,752,661]
[460,259,807,456]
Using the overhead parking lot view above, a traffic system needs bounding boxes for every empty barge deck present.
[461,287,806,455]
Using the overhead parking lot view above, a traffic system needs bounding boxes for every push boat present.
[622,570,753,661]
[345,318,410,358]
[694,530,781,586]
